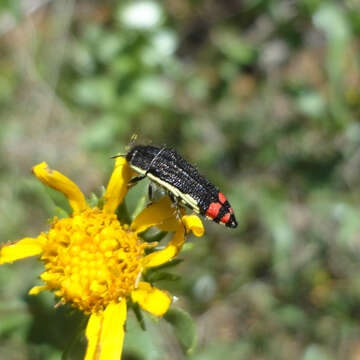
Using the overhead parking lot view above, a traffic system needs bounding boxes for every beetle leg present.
[167,193,187,232]
[168,192,176,204]
[128,175,146,188]
[148,183,153,202]
[129,175,146,184]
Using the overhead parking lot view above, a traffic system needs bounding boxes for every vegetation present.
[1,1,360,359]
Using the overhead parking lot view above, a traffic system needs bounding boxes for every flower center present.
[40,208,146,313]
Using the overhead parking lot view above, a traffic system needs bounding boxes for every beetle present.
[124,144,237,228]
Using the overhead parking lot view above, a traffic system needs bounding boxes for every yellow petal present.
[0,236,45,264]
[143,225,185,268]
[131,196,177,234]
[33,162,87,214]
[85,312,102,360]
[182,214,204,237]
[156,215,182,232]
[103,157,135,214]
[28,285,49,295]
[157,214,204,236]
[98,300,127,360]
[131,282,171,317]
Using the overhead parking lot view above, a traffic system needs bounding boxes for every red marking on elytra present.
[218,192,226,204]
[206,202,222,219]
[229,207,234,214]
[220,213,231,224]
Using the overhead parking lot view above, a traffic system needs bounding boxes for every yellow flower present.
[0,158,204,360]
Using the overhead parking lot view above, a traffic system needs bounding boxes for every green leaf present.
[131,194,148,220]
[116,201,131,224]
[123,312,164,358]
[146,271,181,283]
[164,307,196,355]
[132,303,146,331]
[182,242,194,252]
[61,317,88,360]
[87,192,99,208]
[142,230,168,244]
[53,207,70,219]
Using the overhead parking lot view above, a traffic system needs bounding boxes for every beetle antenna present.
[110,154,125,159]
[130,134,138,146]
[125,134,138,152]
[111,134,138,159]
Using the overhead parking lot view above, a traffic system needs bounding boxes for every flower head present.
[0,158,204,360]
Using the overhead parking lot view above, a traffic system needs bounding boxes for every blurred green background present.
[1,0,360,359]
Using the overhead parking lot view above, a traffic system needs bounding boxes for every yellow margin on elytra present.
[129,164,201,214]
